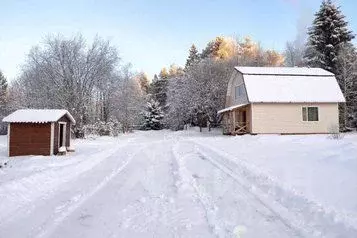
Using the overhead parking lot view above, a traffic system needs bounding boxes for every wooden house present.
[218,67,345,135]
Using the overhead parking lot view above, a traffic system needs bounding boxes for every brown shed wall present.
[9,123,51,156]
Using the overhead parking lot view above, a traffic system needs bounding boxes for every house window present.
[302,107,319,121]
[235,85,244,99]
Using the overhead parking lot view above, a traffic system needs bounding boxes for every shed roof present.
[2,109,76,124]
[235,66,334,76]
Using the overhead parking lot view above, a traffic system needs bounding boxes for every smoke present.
[295,6,313,46]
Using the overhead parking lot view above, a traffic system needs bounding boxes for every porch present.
[219,104,251,135]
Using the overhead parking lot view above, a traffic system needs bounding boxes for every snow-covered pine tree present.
[201,37,225,59]
[185,44,200,69]
[143,99,164,130]
[304,0,355,131]
[304,0,354,73]
[149,74,168,110]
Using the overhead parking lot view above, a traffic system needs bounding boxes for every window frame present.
[302,106,319,122]
[235,84,244,99]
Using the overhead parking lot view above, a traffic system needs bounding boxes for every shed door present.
[59,123,66,147]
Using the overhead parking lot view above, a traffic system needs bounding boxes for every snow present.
[217,103,248,114]
[2,109,76,124]
[235,66,334,76]
[244,75,345,103]
[0,130,357,237]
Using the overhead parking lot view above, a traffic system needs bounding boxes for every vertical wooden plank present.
[232,110,236,133]
[7,124,10,157]
[50,122,54,156]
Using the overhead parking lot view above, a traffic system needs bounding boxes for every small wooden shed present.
[2,109,76,157]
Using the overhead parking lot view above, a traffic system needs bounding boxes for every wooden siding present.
[250,103,339,134]
[225,71,249,107]
[9,123,51,156]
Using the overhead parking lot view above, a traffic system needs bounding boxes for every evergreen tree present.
[304,0,355,131]
[143,99,164,130]
[304,0,354,73]
[185,44,200,69]
[201,37,224,59]
[149,74,168,110]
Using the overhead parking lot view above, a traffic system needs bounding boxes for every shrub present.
[83,118,122,137]
[328,124,344,140]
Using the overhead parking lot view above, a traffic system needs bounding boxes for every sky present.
[0,0,356,81]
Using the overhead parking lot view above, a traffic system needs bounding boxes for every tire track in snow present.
[34,145,146,238]
[0,142,129,228]
[193,140,357,237]
[194,144,305,238]
[171,141,222,238]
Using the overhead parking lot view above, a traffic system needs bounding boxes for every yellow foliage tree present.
[265,50,285,66]
[159,67,169,79]
[168,64,184,77]
[216,37,238,60]
[239,37,259,59]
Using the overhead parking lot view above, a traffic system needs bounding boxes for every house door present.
[59,123,66,147]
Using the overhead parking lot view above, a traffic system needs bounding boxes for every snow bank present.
[196,133,357,229]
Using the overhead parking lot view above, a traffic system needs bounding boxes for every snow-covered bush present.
[328,124,344,140]
[83,118,122,137]
[143,99,164,130]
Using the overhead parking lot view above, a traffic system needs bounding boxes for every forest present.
[0,0,356,137]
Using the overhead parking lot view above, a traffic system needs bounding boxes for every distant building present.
[218,67,345,135]
[3,109,75,156]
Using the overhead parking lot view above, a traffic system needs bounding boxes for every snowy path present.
[0,131,357,237]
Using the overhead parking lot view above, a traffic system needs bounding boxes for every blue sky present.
[0,0,356,80]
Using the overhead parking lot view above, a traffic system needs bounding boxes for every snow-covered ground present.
[0,129,357,237]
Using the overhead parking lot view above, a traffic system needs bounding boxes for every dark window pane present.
[308,107,319,121]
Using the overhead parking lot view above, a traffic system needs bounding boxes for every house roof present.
[232,67,345,103]
[235,66,334,76]
[217,104,248,114]
[2,109,76,124]
[243,74,345,103]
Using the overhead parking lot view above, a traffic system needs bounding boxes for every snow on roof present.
[217,104,248,114]
[244,75,345,103]
[235,66,334,76]
[2,109,76,124]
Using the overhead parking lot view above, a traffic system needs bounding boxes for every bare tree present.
[17,34,119,137]
[337,43,357,129]
[285,41,305,67]
[112,65,145,133]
